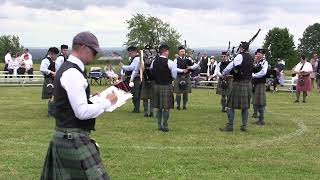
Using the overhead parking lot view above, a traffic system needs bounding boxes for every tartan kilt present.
[41,128,110,180]
[252,83,266,106]
[296,76,312,92]
[42,77,54,99]
[140,80,154,99]
[227,80,252,109]
[173,75,191,94]
[216,78,233,96]
[153,84,174,109]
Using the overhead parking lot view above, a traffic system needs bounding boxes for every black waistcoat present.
[54,61,95,131]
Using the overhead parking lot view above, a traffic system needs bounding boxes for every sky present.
[0,0,320,49]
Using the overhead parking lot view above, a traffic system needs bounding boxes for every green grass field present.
[0,86,320,179]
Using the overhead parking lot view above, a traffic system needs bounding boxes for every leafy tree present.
[262,27,298,69]
[125,14,182,59]
[298,23,320,57]
[0,35,24,62]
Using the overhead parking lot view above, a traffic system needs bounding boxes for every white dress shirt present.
[5,53,12,64]
[223,54,243,74]
[40,57,55,75]
[8,59,19,70]
[253,60,269,78]
[56,54,66,71]
[60,55,111,120]
[122,56,140,81]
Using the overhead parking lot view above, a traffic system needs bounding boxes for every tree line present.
[1,13,319,69]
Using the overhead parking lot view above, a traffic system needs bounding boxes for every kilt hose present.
[153,84,174,109]
[41,128,110,180]
[173,75,191,94]
[252,83,266,106]
[42,77,54,99]
[227,80,252,110]
[140,80,154,99]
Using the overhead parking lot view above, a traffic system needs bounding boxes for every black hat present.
[178,46,185,51]
[127,46,138,52]
[48,47,59,54]
[221,51,228,55]
[256,48,266,54]
[301,54,306,60]
[159,44,170,53]
[61,44,68,49]
[240,41,249,51]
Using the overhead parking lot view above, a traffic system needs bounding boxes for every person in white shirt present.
[207,56,217,80]
[7,54,20,77]
[214,51,232,112]
[4,50,12,78]
[119,46,141,113]
[293,55,313,103]
[41,31,117,180]
[252,49,269,125]
[21,48,32,61]
[104,61,118,83]
[21,52,33,79]
[56,44,69,71]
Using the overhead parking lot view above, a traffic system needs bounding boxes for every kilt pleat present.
[153,84,174,109]
[173,75,191,94]
[216,78,233,96]
[227,81,252,109]
[41,129,109,180]
[140,80,154,99]
[252,83,266,106]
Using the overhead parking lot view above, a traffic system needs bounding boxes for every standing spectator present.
[310,53,319,88]
[4,50,12,78]
[293,55,313,103]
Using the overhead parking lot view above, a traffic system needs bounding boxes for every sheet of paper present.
[89,86,132,112]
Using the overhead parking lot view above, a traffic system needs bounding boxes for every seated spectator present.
[8,54,20,78]
[104,61,119,84]
[22,54,33,79]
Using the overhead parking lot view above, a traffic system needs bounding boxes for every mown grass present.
[0,85,320,179]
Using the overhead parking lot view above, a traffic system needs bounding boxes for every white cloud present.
[0,0,319,49]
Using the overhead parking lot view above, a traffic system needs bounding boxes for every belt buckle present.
[67,133,72,140]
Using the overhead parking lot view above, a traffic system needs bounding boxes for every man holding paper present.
[41,31,117,180]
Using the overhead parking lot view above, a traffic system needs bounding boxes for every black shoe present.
[294,100,299,103]
[219,124,233,131]
[149,113,154,117]
[158,125,162,131]
[240,126,247,132]
[253,121,265,125]
[302,100,306,103]
[252,113,258,118]
[183,107,187,110]
[177,106,181,111]
[162,127,170,132]
[144,114,149,117]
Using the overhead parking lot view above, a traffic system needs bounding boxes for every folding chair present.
[89,68,102,85]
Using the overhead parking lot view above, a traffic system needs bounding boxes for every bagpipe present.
[230,29,261,79]
[139,42,159,84]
